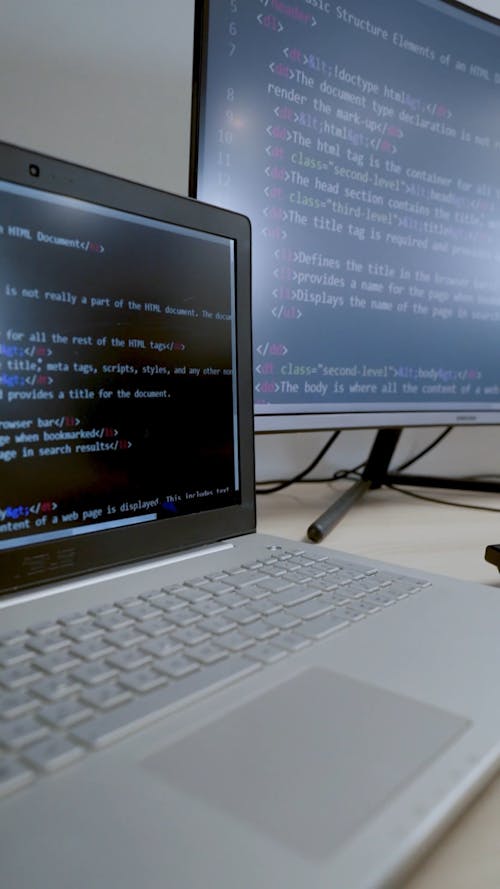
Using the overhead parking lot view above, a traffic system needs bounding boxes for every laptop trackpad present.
[145,668,469,859]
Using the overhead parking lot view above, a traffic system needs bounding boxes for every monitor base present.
[307,428,500,543]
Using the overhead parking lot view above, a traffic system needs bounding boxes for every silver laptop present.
[1,141,500,889]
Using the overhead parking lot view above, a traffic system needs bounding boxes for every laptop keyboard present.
[0,547,430,798]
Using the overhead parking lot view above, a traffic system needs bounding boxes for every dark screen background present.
[0,184,239,545]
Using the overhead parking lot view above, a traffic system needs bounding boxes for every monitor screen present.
[191,0,500,431]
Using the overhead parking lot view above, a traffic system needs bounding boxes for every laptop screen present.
[0,143,255,595]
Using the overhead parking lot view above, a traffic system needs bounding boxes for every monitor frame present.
[189,0,500,434]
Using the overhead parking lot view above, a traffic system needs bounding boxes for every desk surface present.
[257,481,500,889]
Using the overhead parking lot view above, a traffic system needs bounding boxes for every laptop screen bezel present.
[0,141,256,597]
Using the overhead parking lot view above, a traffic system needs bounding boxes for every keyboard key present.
[156,594,187,612]
[171,626,211,647]
[71,656,258,749]
[1,664,42,689]
[259,577,293,593]
[32,675,82,702]
[371,571,396,587]
[293,549,327,563]
[281,558,305,572]
[240,619,279,641]
[107,649,152,672]
[274,586,320,608]
[117,597,142,609]
[0,756,34,798]
[246,598,281,617]
[197,615,237,635]
[260,565,286,577]
[0,630,29,646]
[344,599,380,616]
[33,651,81,675]
[331,560,368,578]
[329,569,363,585]
[168,608,200,628]
[0,644,33,667]
[27,620,60,636]
[192,599,228,617]
[26,633,71,655]
[38,699,93,729]
[140,617,175,637]
[244,642,287,665]
[63,624,104,643]
[216,630,254,652]
[155,653,199,679]
[274,632,310,653]
[389,578,426,596]
[230,570,270,587]
[23,736,85,772]
[141,637,182,659]
[186,642,228,665]
[279,571,309,586]
[240,585,270,601]
[288,596,334,620]
[264,611,300,631]
[118,667,166,694]
[227,606,258,625]
[70,638,115,661]
[81,683,132,711]
[88,604,118,618]
[344,578,380,597]
[58,611,90,627]
[297,614,349,640]
[94,613,134,632]
[308,577,339,593]
[0,716,48,750]
[216,592,249,609]
[369,590,397,606]
[121,603,163,621]
[330,606,364,623]
[0,690,39,719]
[105,628,147,649]
[140,589,168,603]
[186,581,230,597]
[71,661,118,686]
[330,591,352,607]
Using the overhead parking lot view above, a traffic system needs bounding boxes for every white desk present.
[257,481,500,889]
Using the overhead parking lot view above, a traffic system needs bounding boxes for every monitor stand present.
[307,428,500,543]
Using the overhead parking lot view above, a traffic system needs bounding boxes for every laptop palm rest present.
[144,668,469,859]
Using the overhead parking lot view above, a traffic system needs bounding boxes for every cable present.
[329,426,454,484]
[256,425,453,494]
[256,430,341,494]
[386,483,500,514]
[393,426,453,472]
[314,427,452,483]
[256,421,500,514]
[331,463,365,481]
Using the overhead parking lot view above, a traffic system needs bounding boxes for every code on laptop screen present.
[0,180,240,550]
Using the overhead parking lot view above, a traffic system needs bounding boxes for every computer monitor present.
[190,0,500,440]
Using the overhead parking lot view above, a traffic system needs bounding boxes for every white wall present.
[471,0,500,15]
[2,0,500,484]
[1,0,193,192]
